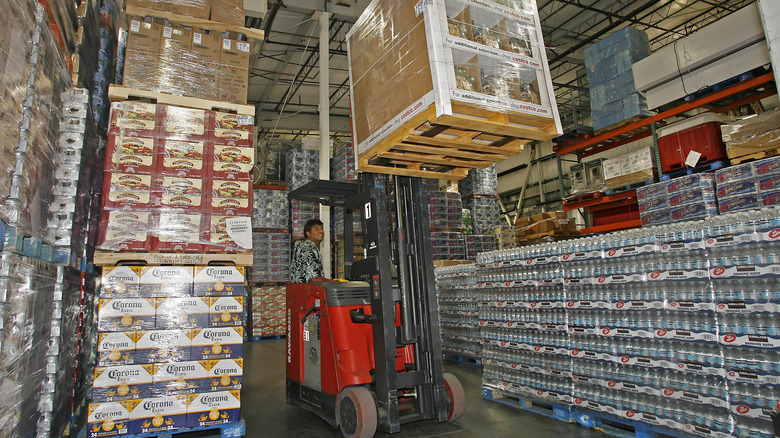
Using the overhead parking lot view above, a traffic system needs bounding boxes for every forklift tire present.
[336,386,377,438]
[443,373,466,422]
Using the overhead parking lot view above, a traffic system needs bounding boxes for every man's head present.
[304,218,325,246]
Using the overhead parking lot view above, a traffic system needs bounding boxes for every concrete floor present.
[242,340,601,438]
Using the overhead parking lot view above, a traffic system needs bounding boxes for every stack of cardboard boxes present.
[515,212,579,244]
[602,147,654,190]
[88,266,245,436]
[123,10,250,103]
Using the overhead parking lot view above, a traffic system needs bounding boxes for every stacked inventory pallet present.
[460,165,500,259]
[94,101,255,266]
[436,264,482,365]
[257,139,299,185]
[0,2,103,436]
[331,141,363,279]
[430,191,466,261]
[287,148,319,239]
[347,0,562,181]
[249,187,289,339]
[476,209,780,437]
[89,266,246,437]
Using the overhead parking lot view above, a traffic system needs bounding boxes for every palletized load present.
[347,0,561,180]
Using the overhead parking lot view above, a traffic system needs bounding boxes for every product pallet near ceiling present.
[470,209,780,438]
[108,85,255,116]
[347,0,562,181]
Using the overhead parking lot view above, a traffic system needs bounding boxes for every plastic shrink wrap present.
[98,102,255,253]
[88,265,245,436]
[347,0,561,163]
[120,14,250,104]
[720,108,780,158]
[257,139,299,184]
[250,286,285,337]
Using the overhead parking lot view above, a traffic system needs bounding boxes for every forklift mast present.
[289,174,449,433]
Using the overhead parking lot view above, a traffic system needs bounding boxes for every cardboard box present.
[154,211,204,252]
[156,297,210,329]
[109,102,159,133]
[189,31,221,100]
[101,266,142,297]
[135,330,192,363]
[208,297,243,327]
[193,266,246,297]
[97,332,137,367]
[211,143,253,179]
[152,362,209,395]
[158,139,207,177]
[213,113,253,143]
[124,19,162,91]
[190,327,243,360]
[128,396,188,434]
[102,172,153,209]
[209,0,244,26]
[98,298,157,332]
[186,391,241,428]
[139,266,194,297]
[93,365,155,402]
[106,134,157,174]
[220,38,250,68]
[126,18,162,53]
[159,176,204,208]
[203,359,243,391]
[87,402,131,438]
[218,64,248,104]
[125,0,209,19]
[159,26,194,96]
[209,179,251,214]
[98,211,153,252]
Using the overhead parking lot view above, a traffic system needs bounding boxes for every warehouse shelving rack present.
[554,72,777,234]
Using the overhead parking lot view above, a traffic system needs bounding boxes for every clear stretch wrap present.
[98,102,255,253]
[248,232,290,282]
[347,0,561,158]
[252,189,288,229]
[475,208,780,437]
[429,191,464,230]
[638,173,718,227]
[0,0,36,221]
[88,265,245,437]
[713,156,780,215]
[250,285,285,337]
[458,164,498,197]
[122,15,250,104]
[257,139,300,184]
[4,3,73,235]
[0,253,57,437]
[330,141,357,182]
[435,263,481,358]
[721,109,780,158]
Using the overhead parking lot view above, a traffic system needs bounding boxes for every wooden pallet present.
[517,229,581,241]
[108,85,255,115]
[594,115,645,136]
[93,251,252,266]
[433,259,475,268]
[358,103,558,181]
[482,387,576,423]
[126,4,264,40]
[729,147,780,165]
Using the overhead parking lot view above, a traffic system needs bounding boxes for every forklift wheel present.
[443,373,466,422]
[336,386,377,438]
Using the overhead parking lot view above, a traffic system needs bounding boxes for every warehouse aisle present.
[242,340,600,437]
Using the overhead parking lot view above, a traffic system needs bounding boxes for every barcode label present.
[702,334,716,341]
[193,33,202,44]
[237,42,250,52]
[163,27,173,38]
[130,20,140,33]
[223,39,232,50]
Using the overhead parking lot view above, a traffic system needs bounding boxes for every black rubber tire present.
[336,386,377,438]
[443,373,466,422]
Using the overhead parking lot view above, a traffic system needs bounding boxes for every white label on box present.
[222,39,231,50]
[236,42,250,53]
[193,33,202,44]
[131,20,140,33]
[686,150,702,167]
[163,27,173,38]
[225,217,252,249]
[442,36,542,69]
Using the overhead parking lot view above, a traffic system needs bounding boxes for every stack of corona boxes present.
[584,26,651,132]
[118,0,250,104]
[97,102,254,255]
[88,266,245,436]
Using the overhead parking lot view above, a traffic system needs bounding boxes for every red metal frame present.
[563,189,637,211]
[582,219,642,234]
[556,72,776,157]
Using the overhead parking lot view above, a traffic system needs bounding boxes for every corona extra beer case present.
[185,391,241,428]
[92,365,155,403]
[87,401,132,438]
[152,361,210,396]
[127,396,189,434]
[193,266,245,297]
[190,327,243,360]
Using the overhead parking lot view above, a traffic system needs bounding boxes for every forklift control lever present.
[350,308,377,323]
[301,304,319,324]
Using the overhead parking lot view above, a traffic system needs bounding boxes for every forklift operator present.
[290,219,338,283]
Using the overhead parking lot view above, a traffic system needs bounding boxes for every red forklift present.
[286,175,465,437]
